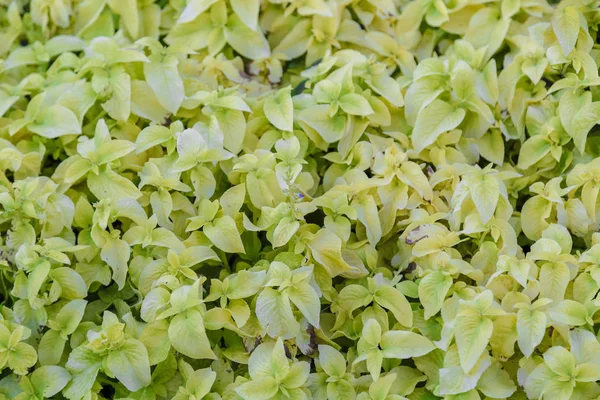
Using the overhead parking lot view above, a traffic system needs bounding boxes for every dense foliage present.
[1,0,600,399]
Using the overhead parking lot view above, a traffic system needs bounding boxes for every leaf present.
[0,90,19,118]
[204,216,245,253]
[366,349,384,381]
[411,99,466,152]
[101,69,131,121]
[225,14,270,60]
[140,320,171,365]
[477,361,517,398]
[354,195,382,246]
[8,342,37,374]
[215,108,246,154]
[558,89,590,136]
[501,0,520,19]
[131,80,170,123]
[552,6,580,56]
[539,262,570,302]
[282,362,310,390]
[168,309,216,359]
[468,172,500,224]
[144,55,185,115]
[29,105,81,138]
[38,330,66,366]
[96,140,135,165]
[334,284,372,314]
[228,270,266,299]
[256,288,299,339]
[367,73,404,107]
[521,196,552,241]
[287,282,320,327]
[212,95,250,112]
[517,308,546,358]
[327,380,356,400]
[380,331,436,359]
[318,345,346,378]
[569,102,600,153]
[178,0,219,24]
[524,364,558,399]
[309,229,366,279]
[298,105,347,143]
[544,346,576,377]
[419,271,452,320]
[248,340,278,378]
[455,313,493,372]
[27,261,50,302]
[272,19,312,60]
[87,169,142,201]
[228,299,251,327]
[264,87,294,132]
[74,0,106,35]
[55,299,88,334]
[165,14,214,52]
[106,339,151,391]
[141,288,171,322]
[100,237,130,290]
[64,347,103,400]
[374,286,413,327]
[338,94,374,116]
[4,47,36,70]
[570,328,600,365]
[235,376,278,400]
[272,217,300,248]
[31,365,71,398]
[107,0,139,38]
[549,300,588,326]
[220,184,246,217]
[575,363,600,382]
[521,57,548,85]
[517,136,552,170]
[230,0,259,30]
[369,372,398,400]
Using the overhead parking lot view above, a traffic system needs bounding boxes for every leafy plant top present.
[0,0,599,399]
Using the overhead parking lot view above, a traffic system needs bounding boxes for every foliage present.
[0,0,600,399]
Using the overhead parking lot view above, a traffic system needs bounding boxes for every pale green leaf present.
[264,87,294,132]
[552,6,580,56]
[411,99,466,153]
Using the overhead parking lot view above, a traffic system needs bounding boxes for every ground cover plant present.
[0,0,600,399]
